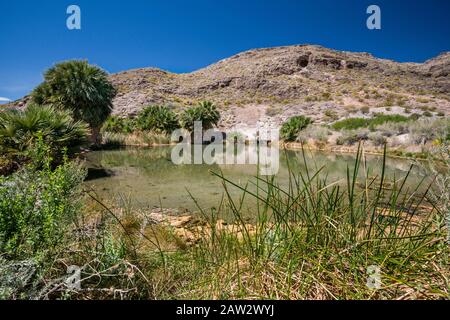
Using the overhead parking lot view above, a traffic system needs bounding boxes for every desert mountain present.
[6,45,450,130]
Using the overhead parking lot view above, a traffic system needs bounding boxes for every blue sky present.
[0,0,449,102]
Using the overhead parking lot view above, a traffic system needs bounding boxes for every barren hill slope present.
[5,45,450,130]
[109,45,449,129]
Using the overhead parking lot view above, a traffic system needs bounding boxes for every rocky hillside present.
[5,45,450,131]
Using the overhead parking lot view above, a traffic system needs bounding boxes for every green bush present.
[332,114,411,131]
[0,142,86,258]
[280,116,312,141]
[102,116,135,134]
[179,101,220,131]
[135,105,178,133]
[0,104,89,164]
[369,114,410,128]
[332,118,369,131]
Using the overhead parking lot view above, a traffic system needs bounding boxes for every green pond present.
[84,146,430,213]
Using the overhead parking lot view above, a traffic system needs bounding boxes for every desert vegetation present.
[100,101,220,146]
[280,116,312,141]
[331,114,411,131]
[280,112,449,160]
[1,58,448,300]
[31,60,116,145]
[1,142,448,299]
[0,104,89,172]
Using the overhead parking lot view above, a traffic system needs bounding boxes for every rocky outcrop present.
[146,208,256,246]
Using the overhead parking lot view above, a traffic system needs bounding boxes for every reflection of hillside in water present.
[84,146,429,211]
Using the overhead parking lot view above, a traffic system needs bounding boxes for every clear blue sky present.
[1,0,449,101]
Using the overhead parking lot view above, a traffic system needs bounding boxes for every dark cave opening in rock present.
[297,56,310,68]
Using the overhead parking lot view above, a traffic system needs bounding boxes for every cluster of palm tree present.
[101,115,135,134]
[0,104,89,161]
[135,105,179,133]
[0,59,223,172]
[0,104,89,169]
[179,101,220,132]
[0,60,116,172]
[102,101,221,135]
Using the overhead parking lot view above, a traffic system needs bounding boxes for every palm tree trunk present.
[89,126,102,147]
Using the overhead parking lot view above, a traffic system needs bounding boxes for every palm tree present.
[0,104,89,162]
[31,60,116,145]
[179,101,220,132]
[136,105,178,133]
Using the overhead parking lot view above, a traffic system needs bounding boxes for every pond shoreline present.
[281,142,429,161]
[98,140,429,161]
[85,143,431,212]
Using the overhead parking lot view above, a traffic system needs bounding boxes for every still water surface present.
[85,146,428,212]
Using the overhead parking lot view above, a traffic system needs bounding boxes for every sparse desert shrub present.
[305,96,317,102]
[324,109,339,121]
[297,125,330,144]
[336,129,369,146]
[345,105,358,114]
[417,98,430,104]
[280,116,312,141]
[136,105,178,134]
[384,96,394,107]
[418,105,431,112]
[321,92,331,101]
[409,118,450,144]
[368,132,387,146]
[375,122,409,137]
[423,111,433,117]
[360,106,370,114]
[265,106,281,117]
